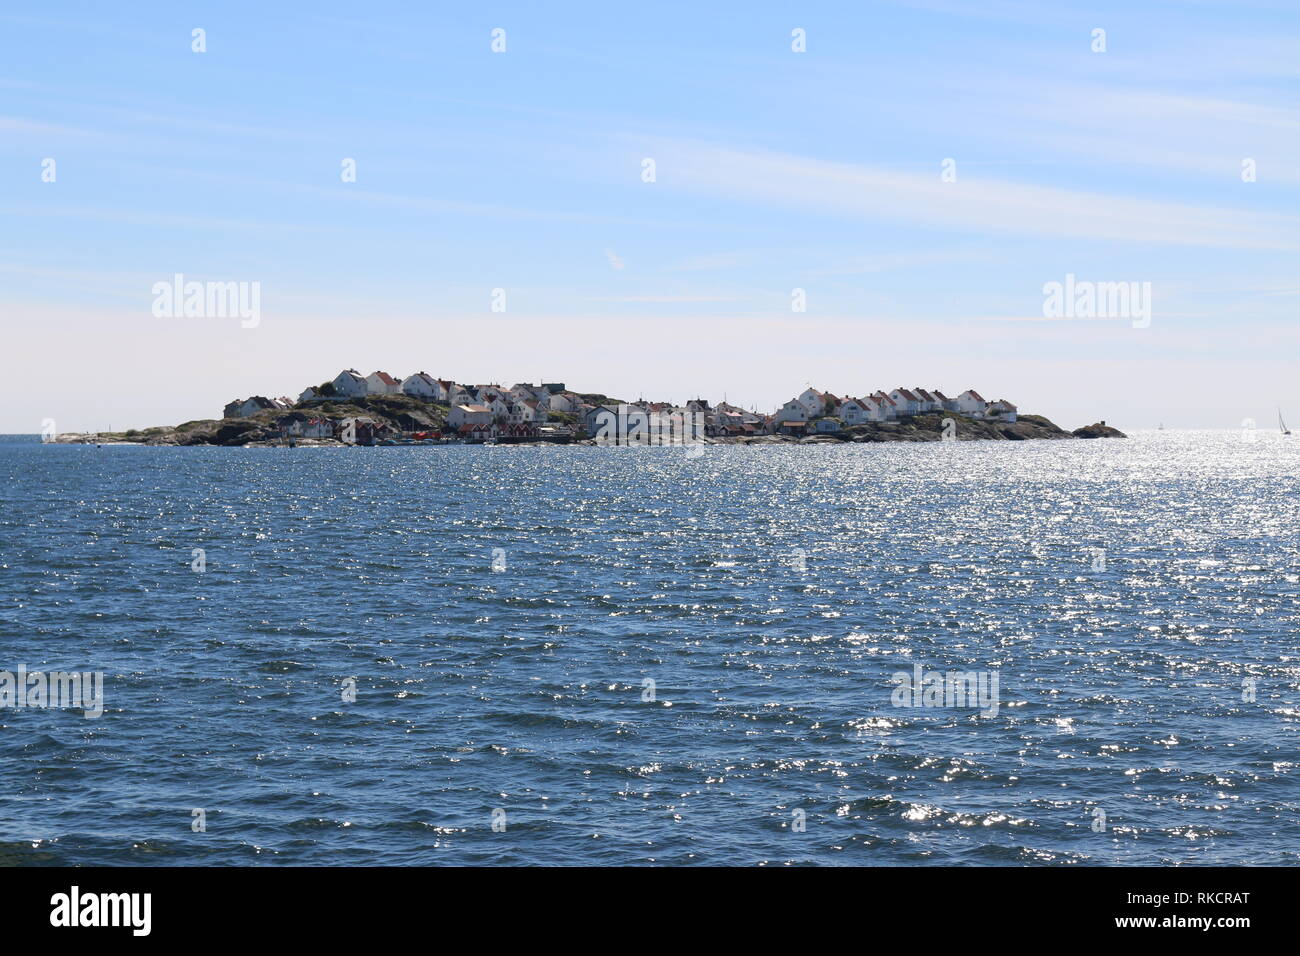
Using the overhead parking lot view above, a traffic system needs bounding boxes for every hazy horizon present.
[4,1,1299,432]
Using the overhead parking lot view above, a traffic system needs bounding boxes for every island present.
[51,371,1126,446]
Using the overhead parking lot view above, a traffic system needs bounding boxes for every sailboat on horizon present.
[1280,408,1291,436]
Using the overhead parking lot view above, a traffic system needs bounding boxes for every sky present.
[2,0,1299,431]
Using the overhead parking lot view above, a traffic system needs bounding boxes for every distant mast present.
[1280,408,1291,436]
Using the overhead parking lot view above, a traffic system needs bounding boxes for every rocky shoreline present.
[697,414,1125,444]
[51,398,1126,447]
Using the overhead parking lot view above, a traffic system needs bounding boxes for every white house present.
[986,399,1017,422]
[839,398,870,426]
[277,414,334,439]
[473,384,508,404]
[401,372,444,401]
[528,387,553,410]
[224,396,276,418]
[774,400,810,424]
[889,388,922,415]
[715,410,747,434]
[331,369,368,399]
[509,399,545,425]
[932,390,959,412]
[549,391,578,414]
[509,383,550,407]
[956,389,987,417]
[798,388,829,417]
[298,386,320,402]
[366,371,402,395]
[448,404,492,429]
[913,388,942,413]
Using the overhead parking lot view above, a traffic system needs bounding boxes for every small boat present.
[1280,409,1291,436]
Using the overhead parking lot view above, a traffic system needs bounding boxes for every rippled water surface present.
[2,431,1297,865]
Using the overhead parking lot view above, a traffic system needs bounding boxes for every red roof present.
[371,371,400,386]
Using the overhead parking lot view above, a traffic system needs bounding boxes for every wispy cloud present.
[638,138,1300,251]
[585,295,740,303]
[808,248,996,276]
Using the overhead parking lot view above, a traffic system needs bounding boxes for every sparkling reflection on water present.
[1,430,1297,865]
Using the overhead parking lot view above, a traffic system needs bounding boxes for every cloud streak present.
[644,138,1300,251]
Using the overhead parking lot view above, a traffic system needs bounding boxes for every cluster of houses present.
[222,370,1019,443]
[771,387,1016,435]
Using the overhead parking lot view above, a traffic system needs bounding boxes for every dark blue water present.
[2,432,1297,865]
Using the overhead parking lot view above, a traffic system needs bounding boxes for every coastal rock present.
[56,397,1124,448]
[1071,422,1127,439]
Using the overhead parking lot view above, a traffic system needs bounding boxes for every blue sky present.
[3,1,1299,430]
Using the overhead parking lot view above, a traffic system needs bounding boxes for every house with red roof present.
[889,388,922,415]
[839,397,871,426]
[456,422,496,442]
[401,371,447,401]
[986,399,1017,422]
[912,388,943,412]
[366,370,403,395]
[956,389,988,417]
[797,388,831,417]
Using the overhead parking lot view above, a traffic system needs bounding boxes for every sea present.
[1,430,1297,866]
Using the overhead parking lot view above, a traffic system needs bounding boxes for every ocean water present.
[1,431,1297,866]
